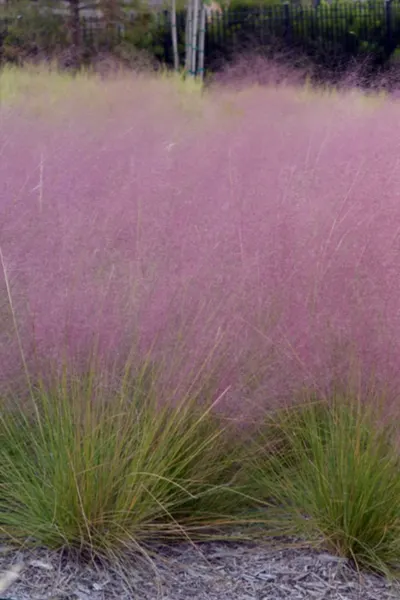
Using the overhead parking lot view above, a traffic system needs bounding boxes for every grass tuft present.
[250,394,400,576]
[0,359,247,560]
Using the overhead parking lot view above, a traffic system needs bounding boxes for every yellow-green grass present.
[0,356,252,560]
[249,393,400,576]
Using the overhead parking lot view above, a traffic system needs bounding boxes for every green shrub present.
[120,12,170,61]
[1,2,68,64]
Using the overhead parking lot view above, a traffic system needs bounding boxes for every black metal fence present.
[197,1,400,71]
[2,2,400,72]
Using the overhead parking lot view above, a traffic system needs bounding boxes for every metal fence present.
[2,1,400,71]
[197,1,400,70]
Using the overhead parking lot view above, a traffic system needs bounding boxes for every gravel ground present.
[1,540,400,600]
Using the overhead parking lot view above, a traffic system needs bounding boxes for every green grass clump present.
[0,360,246,560]
[250,394,400,576]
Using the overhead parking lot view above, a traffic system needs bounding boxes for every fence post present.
[171,0,179,70]
[385,0,394,55]
[0,17,7,51]
[283,2,291,43]
[197,3,206,79]
[163,10,170,65]
[185,1,193,72]
[190,0,200,76]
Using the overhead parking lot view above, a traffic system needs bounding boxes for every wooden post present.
[283,1,291,44]
[171,0,179,70]
[68,0,81,67]
[197,2,206,80]
[190,0,200,75]
[386,0,393,55]
[185,0,193,72]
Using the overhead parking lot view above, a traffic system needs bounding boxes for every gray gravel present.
[1,540,400,600]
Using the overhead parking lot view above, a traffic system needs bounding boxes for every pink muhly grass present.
[1,70,400,412]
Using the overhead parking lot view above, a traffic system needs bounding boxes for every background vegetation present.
[3,0,400,79]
